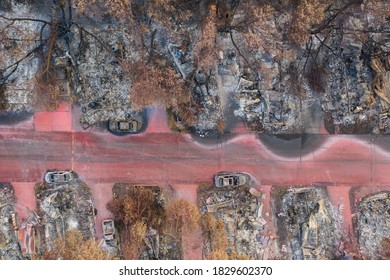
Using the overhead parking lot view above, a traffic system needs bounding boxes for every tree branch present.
[229,30,250,65]
[71,21,112,54]
[0,15,52,26]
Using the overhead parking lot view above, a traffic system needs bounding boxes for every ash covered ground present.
[1,1,389,135]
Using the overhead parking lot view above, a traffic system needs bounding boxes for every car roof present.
[47,171,69,174]
[216,172,243,177]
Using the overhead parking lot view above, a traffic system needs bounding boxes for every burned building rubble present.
[199,184,276,260]
[0,2,45,113]
[168,42,224,135]
[273,187,339,260]
[192,70,224,134]
[320,18,379,134]
[0,183,23,260]
[75,25,136,128]
[234,75,302,133]
[354,191,390,259]
[316,3,390,134]
[371,55,390,133]
[35,173,95,253]
[1,1,390,135]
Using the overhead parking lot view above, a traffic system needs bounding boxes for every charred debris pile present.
[1,1,390,135]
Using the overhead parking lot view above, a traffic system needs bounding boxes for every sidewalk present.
[34,103,72,132]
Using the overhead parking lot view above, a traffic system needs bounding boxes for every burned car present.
[214,172,250,188]
[44,171,74,184]
[108,119,139,135]
[107,110,146,136]
[102,219,115,241]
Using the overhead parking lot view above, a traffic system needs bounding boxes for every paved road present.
[1,107,390,244]
[1,129,389,185]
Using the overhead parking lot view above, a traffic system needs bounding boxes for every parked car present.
[214,172,250,187]
[108,119,141,135]
[102,219,115,241]
[44,171,74,184]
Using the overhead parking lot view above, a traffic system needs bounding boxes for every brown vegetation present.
[206,249,229,260]
[74,0,133,20]
[379,238,390,260]
[107,187,165,259]
[165,199,200,239]
[201,213,228,260]
[193,11,218,71]
[32,70,64,111]
[42,230,109,260]
[201,213,251,260]
[122,220,147,260]
[122,62,190,111]
[149,0,208,32]
[288,0,331,44]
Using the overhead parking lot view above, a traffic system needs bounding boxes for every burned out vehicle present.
[107,111,146,136]
[214,172,250,188]
[100,219,118,255]
[44,171,74,184]
[108,119,139,135]
[102,219,115,241]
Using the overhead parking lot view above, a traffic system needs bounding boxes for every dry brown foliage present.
[107,187,161,228]
[122,220,147,259]
[238,2,279,57]
[193,11,218,71]
[149,0,203,31]
[212,220,228,251]
[379,238,390,260]
[31,21,71,111]
[201,213,252,260]
[122,62,190,111]
[165,199,200,238]
[107,187,165,259]
[201,213,216,240]
[207,249,229,260]
[43,230,109,260]
[32,71,66,111]
[288,0,330,44]
[74,0,133,20]
[201,213,228,258]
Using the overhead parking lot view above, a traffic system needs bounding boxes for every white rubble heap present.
[201,185,277,260]
[36,178,96,251]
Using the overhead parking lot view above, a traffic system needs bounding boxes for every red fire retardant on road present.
[2,105,390,259]
[34,102,72,132]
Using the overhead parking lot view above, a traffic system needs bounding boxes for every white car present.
[214,172,250,187]
[44,171,73,184]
